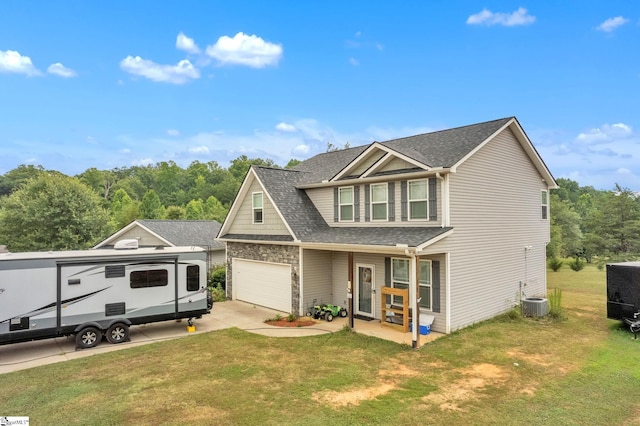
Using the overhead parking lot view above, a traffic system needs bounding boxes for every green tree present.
[0,174,111,251]
[548,193,583,258]
[204,195,227,222]
[0,164,47,196]
[228,155,277,180]
[185,199,205,219]
[164,206,185,219]
[110,188,139,229]
[285,159,302,169]
[139,190,164,219]
[78,168,116,199]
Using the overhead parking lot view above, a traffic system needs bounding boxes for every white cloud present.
[120,56,200,84]
[167,129,180,136]
[86,136,98,144]
[0,50,42,76]
[597,16,629,32]
[176,32,201,54]
[577,122,632,144]
[205,32,283,68]
[293,144,310,155]
[188,146,210,154]
[47,62,77,78]
[349,57,359,66]
[276,122,297,132]
[467,8,536,26]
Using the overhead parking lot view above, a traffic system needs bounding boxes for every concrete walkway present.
[0,301,442,374]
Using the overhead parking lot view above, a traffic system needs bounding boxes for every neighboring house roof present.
[95,220,224,250]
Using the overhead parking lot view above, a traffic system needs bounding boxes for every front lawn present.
[1,263,639,425]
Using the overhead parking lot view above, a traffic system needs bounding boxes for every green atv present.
[320,304,348,322]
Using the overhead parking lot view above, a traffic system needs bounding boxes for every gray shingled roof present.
[293,117,513,180]
[138,220,224,249]
[223,118,517,248]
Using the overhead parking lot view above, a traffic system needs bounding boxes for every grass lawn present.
[1,263,639,425]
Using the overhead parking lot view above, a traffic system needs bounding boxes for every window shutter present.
[400,181,408,221]
[432,260,440,313]
[429,178,437,221]
[354,186,360,222]
[364,184,370,222]
[333,187,339,222]
[384,257,391,287]
[388,182,395,221]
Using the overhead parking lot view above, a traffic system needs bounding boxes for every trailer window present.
[187,265,200,291]
[130,269,168,288]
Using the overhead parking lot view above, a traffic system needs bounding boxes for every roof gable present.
[95,220,223,249]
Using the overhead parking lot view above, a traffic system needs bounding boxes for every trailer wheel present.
[106,323,129,344]
[76,326,101,349]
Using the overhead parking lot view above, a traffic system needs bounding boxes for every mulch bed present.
[264,319,316,327]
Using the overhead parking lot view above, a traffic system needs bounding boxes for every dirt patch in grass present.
[312,358,419,408]
[506,350,552,367]
[422,363,508,411]
[264,318,316,327]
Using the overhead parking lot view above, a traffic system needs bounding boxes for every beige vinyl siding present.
[114,228,166,247]
[331,252,349,308]
[305,178,442,227]
[430,127,550,332]
[377,157,417,173]
[301,249,334,311]
[228,180,290,235]
[349,151,386,176]
[208,249,226,267]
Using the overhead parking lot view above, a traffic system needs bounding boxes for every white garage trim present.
[232,258,292,313]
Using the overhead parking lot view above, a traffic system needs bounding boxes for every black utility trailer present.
[607,262,640,338]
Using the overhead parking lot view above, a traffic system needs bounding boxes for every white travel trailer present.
[0,243,212,349]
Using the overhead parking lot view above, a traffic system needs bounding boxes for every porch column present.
[411,254,419,348]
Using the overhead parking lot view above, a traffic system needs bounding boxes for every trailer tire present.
[106,323,129,344]
[76,326,102,349]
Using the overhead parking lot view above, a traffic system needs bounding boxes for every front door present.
[356,264,375,317]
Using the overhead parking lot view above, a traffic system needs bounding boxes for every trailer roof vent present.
[522,297,549,317]
[114,239,139,250]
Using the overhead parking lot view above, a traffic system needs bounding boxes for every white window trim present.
[391,257,433,310]
[252,191,263,224]
[418,259,433,312]
[408,179,429,221]
[338,186,355,222]
[370,182,388,222]
[541,189,548,220]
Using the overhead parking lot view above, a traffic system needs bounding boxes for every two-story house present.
[217,117,557,340]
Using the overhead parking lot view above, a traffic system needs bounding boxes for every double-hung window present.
[339,187,354,221]
[252,192,263,224]
[541,190,548,220]
[408,179,428,220]
[371,183,388,221]
[391,258,432,310]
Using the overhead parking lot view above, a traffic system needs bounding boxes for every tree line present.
[1,160,639,258]
[0,157,300,252]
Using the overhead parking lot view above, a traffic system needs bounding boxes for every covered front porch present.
[300,241,450,346]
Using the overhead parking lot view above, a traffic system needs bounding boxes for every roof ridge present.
[378,116,514,145]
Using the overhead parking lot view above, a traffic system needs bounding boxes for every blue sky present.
[1,1,639,191]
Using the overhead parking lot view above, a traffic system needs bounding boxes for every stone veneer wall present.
[226,242,301,315]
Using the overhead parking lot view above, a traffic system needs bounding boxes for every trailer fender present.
[74,321,104,334]
[106,318,132,329]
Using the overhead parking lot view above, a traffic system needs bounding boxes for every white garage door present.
[233,259,292,313]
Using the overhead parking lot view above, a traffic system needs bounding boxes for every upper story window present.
[252,192,263,224]
[408,179,428,220]
[541,190,548,220]
[339,187,354,221]
[370,183,388,221]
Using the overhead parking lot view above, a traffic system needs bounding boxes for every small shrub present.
[209,284,226,302]
[505,306,523,321]
[287,313,296,322]
[568,257,585,272]
[547,288,566,321]
[274,314,282,321]
[548,257,563,272]
[208,265,226,290]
